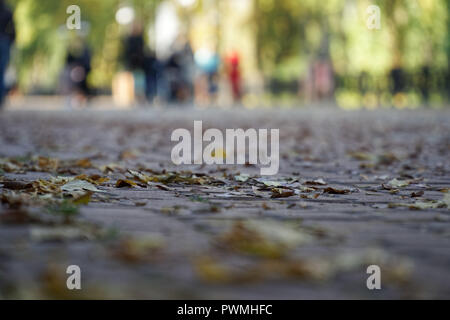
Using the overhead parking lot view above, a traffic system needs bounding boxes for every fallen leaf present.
[120,149,139,160]
[99,163,123,173]
[252,186,267,197]
[376,153,398,165]
[348,151,375,161]
[194,256,232,283]
[323,187,350,194]
[128,169,152,183]
[155,184,172,191]
[295,186,316,193]
[37,156,59,171]
[0,159,21,172]
[271,188,295,198]
[75,158,92,168]
[115,179,137,188]
[161,206,180,214]
[235,174,250,182]
[411,191,424,198]
[304,178,327,186]
[112,235,164,263]
[256,179,281,187]
[61,180,103,194]
[217,221,310,258]
[72,191,93,205]
[1,181,33,190]
[441,193,450,207]
[0,191,32,209]
[407,202,442,210]
[385,178,410,189]
[76,174,109,185]
[389,197,447,210]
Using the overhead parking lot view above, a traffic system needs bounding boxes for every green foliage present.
[254,0,449,79]
[8,0,160,91]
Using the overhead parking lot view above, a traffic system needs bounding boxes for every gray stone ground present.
[0,106,449,299]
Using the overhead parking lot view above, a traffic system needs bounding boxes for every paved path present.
[0,107,449,299]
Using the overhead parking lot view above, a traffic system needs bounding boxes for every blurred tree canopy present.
[254,0,449,80]
[5,0,449,97]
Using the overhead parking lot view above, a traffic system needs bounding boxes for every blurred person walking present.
[122,23,146,103]
[0,0,15,108]
[226,50,242,103]
[166,36,194,104]
[61,38,92,108]
[144,50,160,104]
[194,45,220,106]
[124,23,146,72]
[122,23,163,105]
[304,35,334,104]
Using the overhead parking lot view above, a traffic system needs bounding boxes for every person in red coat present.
[226,50,242,103]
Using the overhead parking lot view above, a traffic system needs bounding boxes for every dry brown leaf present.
[271,188,294,198]
[411,190,424,198]
[323,187,350,194]
[115,179,137,188]
[37,156,59,171]
[1,180,33,190]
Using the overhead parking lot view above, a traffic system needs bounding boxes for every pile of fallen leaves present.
[0,163,111,227]
[195,220,413,286]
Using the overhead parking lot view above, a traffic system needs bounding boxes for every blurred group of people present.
[57,21,245,108]
[119,25,242,106]
[0,1,242,109]
[59,22,244,108]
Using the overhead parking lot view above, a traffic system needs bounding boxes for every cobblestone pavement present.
[0,107,449,299]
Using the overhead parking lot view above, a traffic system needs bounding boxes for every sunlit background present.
[4,0,450,109]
